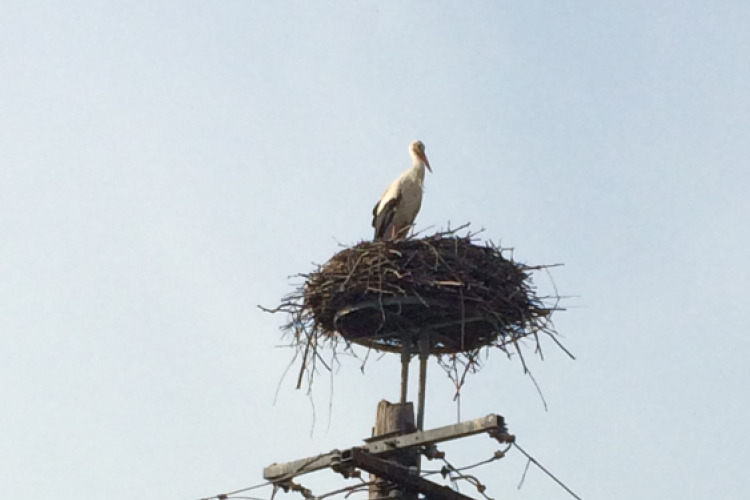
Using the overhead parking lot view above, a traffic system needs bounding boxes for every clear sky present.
[1,1,749,499]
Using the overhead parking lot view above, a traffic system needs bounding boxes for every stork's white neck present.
[407,156,427,184]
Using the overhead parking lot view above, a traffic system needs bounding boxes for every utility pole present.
[368,401,417,500]
[259,232,556,500]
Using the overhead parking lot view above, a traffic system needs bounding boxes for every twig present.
[260,224,568,394]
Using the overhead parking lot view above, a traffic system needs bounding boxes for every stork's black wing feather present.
[372,195,400,240]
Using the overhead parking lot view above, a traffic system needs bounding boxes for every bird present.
[372,140,432,241]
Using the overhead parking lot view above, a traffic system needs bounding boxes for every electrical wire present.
[197,481,273,500]
[438,457,493,500]
[512,442,582,500]
[197,440,581,500]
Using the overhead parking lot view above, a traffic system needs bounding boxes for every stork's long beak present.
[421,153,432,173]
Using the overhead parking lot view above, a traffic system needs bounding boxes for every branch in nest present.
[260,224,570,392]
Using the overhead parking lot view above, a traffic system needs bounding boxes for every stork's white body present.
[372,141,431,241]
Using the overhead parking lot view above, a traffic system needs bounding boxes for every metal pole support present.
[416,333,430,432]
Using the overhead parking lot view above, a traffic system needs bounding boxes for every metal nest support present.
[260,224,568,392]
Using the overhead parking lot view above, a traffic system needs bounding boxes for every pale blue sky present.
[1,1,749,499]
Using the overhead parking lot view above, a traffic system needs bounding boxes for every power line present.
[197,480,273,500]
[512,442,582,500]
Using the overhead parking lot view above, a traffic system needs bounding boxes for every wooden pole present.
[369,400,417,500]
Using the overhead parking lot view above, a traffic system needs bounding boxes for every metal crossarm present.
[346,448,476,500]
[263,414,506,482]
[365,414,506,454]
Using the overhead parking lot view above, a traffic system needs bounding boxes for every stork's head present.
[410,140,431,172]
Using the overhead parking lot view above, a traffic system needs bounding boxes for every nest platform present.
[262,227,566,390]
[302,230,554,355]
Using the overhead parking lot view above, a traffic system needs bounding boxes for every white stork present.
[372,140,432,241]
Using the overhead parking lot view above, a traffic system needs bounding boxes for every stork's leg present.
[390,224,398,241]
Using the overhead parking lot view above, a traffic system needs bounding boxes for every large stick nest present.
[262,226,568,391]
